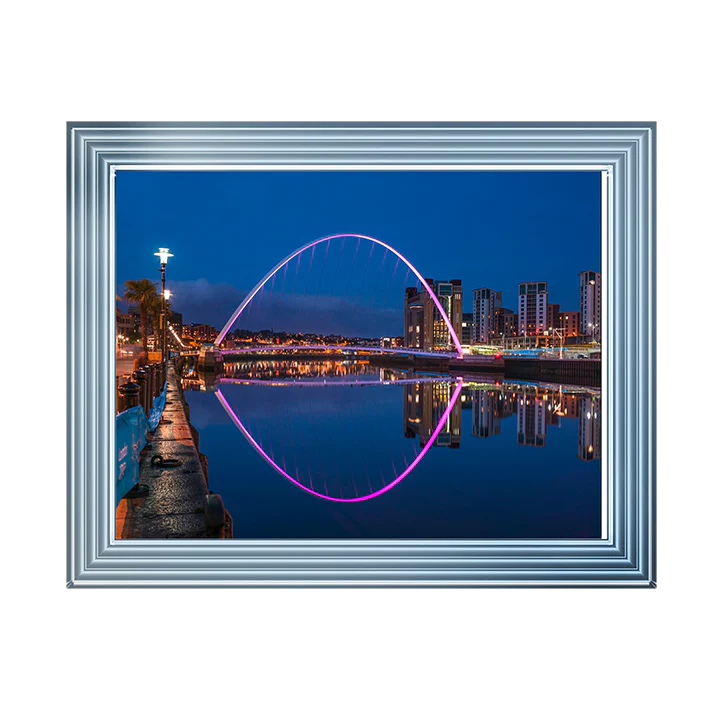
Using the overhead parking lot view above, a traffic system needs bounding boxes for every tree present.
[123,279,159,353]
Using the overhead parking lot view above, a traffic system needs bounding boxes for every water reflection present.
[216,375,464,502]
[178,358,602,538]
[465,385,601,460]
[404,380,462,449]
[223,358,377,381]
[182,358,602,464]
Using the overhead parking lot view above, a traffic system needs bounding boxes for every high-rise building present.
[579,271,601,340]
[461,313,473,346]
[404,279,463,351]
[432,280,463,349]
[518,281,549,336]
[404,286,429,349]
[472,288,502,343]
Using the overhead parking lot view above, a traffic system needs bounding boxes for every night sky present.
[116,170,601,337]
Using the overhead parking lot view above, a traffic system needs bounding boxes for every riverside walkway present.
[116,364,231,539]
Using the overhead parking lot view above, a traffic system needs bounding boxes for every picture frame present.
[67,121,655,587]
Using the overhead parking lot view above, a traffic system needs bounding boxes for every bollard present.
[132,369,148,415]
[142,366,153,412]
[204,493,226,538]
[118,381,141,412]
[143,368,153,413]
[148,364,158,401]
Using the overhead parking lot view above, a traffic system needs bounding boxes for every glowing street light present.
[154,247,174,265]
[155,247,173,363]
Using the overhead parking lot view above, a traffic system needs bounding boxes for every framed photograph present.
[67,121,655,587]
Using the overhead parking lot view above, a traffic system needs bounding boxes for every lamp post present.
[164,288,173,350]
[154,247,173,362]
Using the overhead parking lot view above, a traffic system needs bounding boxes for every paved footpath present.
[116,365,210,539]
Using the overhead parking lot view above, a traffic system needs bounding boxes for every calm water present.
[181,359,602,539]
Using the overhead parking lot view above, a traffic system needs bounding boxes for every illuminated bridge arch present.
[214,233,464,357]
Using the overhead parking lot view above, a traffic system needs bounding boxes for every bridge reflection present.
[215,376,464,503]
[404,380,462,449]
[179,358,601,503]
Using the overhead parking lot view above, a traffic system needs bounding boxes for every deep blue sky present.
[116,171,601,336]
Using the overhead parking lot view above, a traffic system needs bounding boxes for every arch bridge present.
[214,233,464,358]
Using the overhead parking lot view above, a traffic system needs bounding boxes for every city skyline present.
[116,170,601,337]
[120,264,600,351]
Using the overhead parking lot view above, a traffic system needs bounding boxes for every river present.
[180,358,602,539]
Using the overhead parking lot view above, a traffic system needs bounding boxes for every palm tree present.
[123,279,159,353]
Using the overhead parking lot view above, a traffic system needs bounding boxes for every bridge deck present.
[182,345,457,358]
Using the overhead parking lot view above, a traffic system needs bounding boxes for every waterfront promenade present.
[116,363,231,539]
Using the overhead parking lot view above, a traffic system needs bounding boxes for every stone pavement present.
[115,365,210,539]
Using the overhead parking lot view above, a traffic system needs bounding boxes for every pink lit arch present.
[214,234,464,358]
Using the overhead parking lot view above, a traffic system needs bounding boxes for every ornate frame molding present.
[67,122,655,587]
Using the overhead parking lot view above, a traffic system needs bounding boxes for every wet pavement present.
[116,365,208,539]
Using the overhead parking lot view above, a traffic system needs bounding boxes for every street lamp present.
[154,247,173,363]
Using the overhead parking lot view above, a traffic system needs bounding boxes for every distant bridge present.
[221,345,455,358]
[180,345,457,359]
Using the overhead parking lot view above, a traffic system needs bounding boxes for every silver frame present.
[67,122,655,587]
